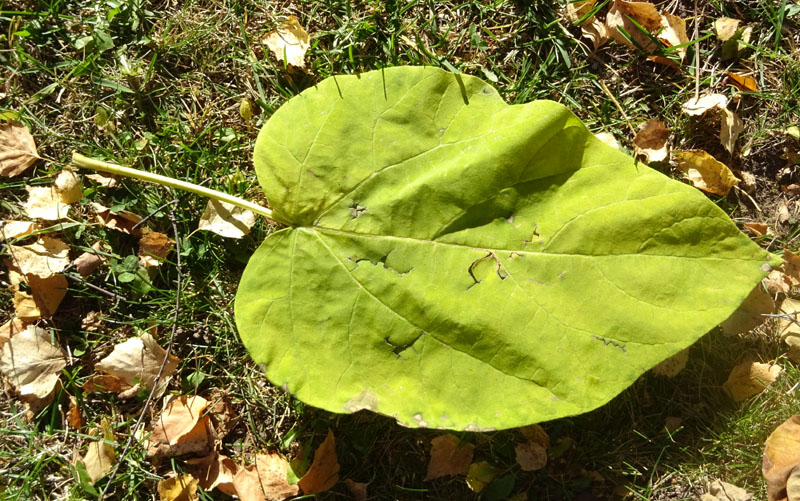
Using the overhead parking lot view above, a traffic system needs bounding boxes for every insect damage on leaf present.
[235,66,779,431]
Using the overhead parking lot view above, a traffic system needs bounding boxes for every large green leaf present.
[236,66,777,431]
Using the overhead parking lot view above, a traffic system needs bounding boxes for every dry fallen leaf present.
[784,250,800,286]
[720,285,774,336]
[720,109,745,155]
[594,132,620,150]
[779,298,800,361]
[92,202,145,236]
[766,270,792,297]
[634,119,669,163]
[197,200,257,239]
[82,374,130,394]
[86,173,119,188]
[54,167,83,204]
[743,223,772,238]
[763,415,800,501]
[80,418,117,485]
[139,232,175,267]
[298,429,340,494]
[651,347,689,377]
[658,12,689,61]
[147,395,213,458]
[94,333,180,397]
[519,423,550,449]
[606,0,662,53]
[67,395,83,430]
[7,266,68,321]
[0,220,38,241]
[728,72,758,92]
[233,453,300,501]
[6,236,69,278]
[343,479,368,501]
[515,441,547,471]
[674,150,740,196]
[186,452,238,497]
[425,434,475,481]
[24,186,70,221]
[158,474,199,501]
[0,120,40,177]
[0,318,26,351]
[715,18,742,42]
[0,324,66,415]
[723,361,782,402]
[582,18,610,50]
[263,16,310,69]
[466,461,499,493]
[73,242,107,277]
[700,479,753,501]
[682,94,729,116]
[561,0,595,24]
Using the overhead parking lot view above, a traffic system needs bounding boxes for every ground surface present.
[1,0,800,500]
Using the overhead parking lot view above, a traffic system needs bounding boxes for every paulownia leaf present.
[235,66,778,430]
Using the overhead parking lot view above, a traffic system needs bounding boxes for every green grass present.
[1,0,800,499]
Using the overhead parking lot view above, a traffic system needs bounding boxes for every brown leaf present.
[651,347,689,377]
[582,18,610,50]
[233,453,300,501]
[263,16,310,69]
[723,361,781,402]
[674,150,740,196]
[766,270,792,296]
[425,434,475,481]
[206,389,238,444]
[763,415,800,501]
[515,441,547,471]
[607,0,663,52]
[54,167,83,204]
[0,220,38,241]
[92,202,145,236]
[715,18,742,42]
[743,223,772,237]
[186,452,238,496]
[634,119,669,163]
[560,0,595,24]
[73,242,107,277]
[682,94,729,116]
[728,72,758,92]
[0,325,66,411]
[519,423,550,449]
[139,232,175,267]
[80,418,116,485]
[158,474,199,501]
[24,186,70,221]
[298,429,340,494]
[343,479,368,501]
[0,120,39,177]
[720,109,744,155]
[147,395,213,458]
[82,374,131,394]
[95,333,180,397]
[720,284,774,335]
[7,236,69,278]
[67,395,83,430]
[197,200,257,239]
[784,250,800,286]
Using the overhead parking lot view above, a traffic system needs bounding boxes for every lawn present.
[1,0,800,499]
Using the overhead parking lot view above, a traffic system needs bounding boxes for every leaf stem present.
[71,152,276,220]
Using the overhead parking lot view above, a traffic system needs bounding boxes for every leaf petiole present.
[71,152,279,222]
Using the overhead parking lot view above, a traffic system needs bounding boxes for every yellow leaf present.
[763,415,800,501]
[466,461,499,492]
[197,200,256,239]
[6,236,69,278]
[560,0,595,25]
[720,109,744,155]
[263,16,310,69]
[658,12,689,60]
[714,17,742,42]
[81,418,117,485]
[54,167,83,204]
[158,474,199,501]
[674,150,740,196]
[723,361,781,402]
[728,71,758,92]
[607,0,663,52]
[24,186,70,221]
[0,220,38,241]
[6,267,67,320]
[0,120,40,177]
[0,325,66,406]
[298,429,340,494]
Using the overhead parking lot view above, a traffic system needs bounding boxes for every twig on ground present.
[98,195,183,499]
[598,80,635,135]
[63,272,127,304]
